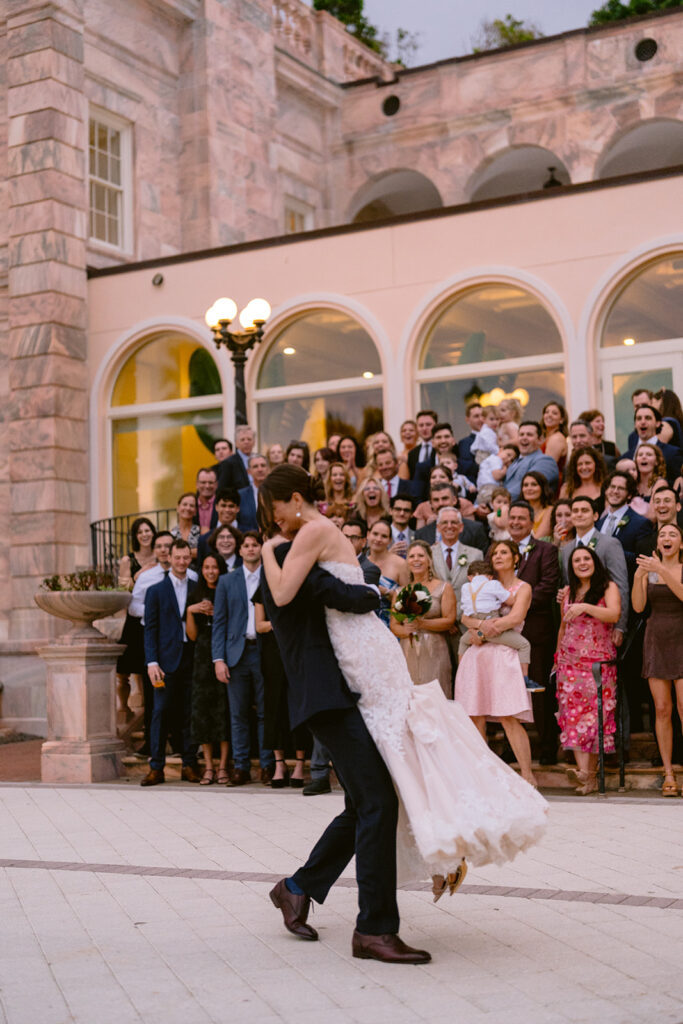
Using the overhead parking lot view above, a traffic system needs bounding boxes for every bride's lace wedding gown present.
[320,560,548,885]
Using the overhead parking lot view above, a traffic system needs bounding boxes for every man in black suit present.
[457,403,485,484]
[507,501,560,763]
[342,518,381,586]
[596,471,651,571]
[415,483,489,551]
[626,405,682,483]
[217,424,254,491]
[263,543,430,964]
[407,409,437,478]
[142,539,202,786]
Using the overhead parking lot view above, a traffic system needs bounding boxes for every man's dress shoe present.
[302,778,331,796]
[269,879,318,940]
[260,766,274,785]
[229,768,251,786]
[140,769,165,787]
[352,931,431,964]
[181,764,202,783]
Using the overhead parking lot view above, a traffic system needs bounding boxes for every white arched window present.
[416,283,565,438]
[598,254,683,451]
[109,332,223,514]
[255,309,383,448]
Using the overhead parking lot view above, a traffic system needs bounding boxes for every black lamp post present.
[205,296,271,428]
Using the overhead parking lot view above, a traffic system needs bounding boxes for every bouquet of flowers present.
[391,582,432,626]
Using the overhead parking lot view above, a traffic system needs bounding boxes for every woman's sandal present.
[200,768,215,786]
[271,758,290,789]
[566,767,589,790]
[216,768,230,785]
[661,775,679,797]
[290,756,306,789]
[576,772,597,796]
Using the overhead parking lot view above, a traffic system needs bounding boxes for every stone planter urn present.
[34,590,132,783]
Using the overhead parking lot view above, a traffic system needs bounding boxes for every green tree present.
[589,0,683,25]
[471,14,543,52]
[313,0,383,53]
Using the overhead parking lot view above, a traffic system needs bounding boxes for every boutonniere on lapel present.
[616,518,627,531]
[522,541,536,557]
[587,536,598,551]
[458,553,468,566]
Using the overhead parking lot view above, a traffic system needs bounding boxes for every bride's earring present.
[295,512,301,518]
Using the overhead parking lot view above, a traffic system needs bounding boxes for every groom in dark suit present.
[262,542,431,964]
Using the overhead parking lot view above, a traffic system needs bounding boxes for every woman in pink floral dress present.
[555,546,621,794]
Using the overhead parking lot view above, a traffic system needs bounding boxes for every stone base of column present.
[41,738,125,783]
[37,640,127,784]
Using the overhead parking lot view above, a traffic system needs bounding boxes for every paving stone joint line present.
[1,858,681,911]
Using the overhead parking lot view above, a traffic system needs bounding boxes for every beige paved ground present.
[1,783,683,1024]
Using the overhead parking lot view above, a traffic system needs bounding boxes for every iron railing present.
[90,509,176,575]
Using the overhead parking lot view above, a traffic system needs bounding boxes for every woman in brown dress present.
[390,540,456,699]
[632,523,683,796]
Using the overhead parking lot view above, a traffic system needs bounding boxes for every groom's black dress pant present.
[292,705,400,936]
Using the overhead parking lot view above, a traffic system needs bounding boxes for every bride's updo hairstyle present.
[258,464,315,534]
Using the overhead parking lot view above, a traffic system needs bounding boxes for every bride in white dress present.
[260,469,547,890]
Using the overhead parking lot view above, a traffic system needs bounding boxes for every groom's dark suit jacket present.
[260,543,380,729]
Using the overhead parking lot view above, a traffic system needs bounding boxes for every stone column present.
[39,638,126,783]
[3,1,90,730]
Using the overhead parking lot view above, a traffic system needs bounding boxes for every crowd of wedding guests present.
[115,385,683,797]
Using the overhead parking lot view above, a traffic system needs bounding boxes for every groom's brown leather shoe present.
[352,931,431,964]
[269,879,318,940]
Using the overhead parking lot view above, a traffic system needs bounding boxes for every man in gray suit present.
[504,421,559,499]
[430,507,484,635]
[561,496,629,644]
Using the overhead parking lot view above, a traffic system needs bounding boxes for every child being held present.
[458,559,544,693]
[477,442,519,490]
[486,487,512,541]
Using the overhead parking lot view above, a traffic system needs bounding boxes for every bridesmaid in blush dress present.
[555,545,620,795]
[391,541,456,699]
[455,540,537,787]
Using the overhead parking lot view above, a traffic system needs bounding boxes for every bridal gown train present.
[320,561,548,885]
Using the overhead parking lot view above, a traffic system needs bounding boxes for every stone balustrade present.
[273,0,391,82]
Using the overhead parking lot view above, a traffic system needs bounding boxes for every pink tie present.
[386,480,391,499]
[446,548,453,571]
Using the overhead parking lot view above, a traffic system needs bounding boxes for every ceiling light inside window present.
[362,371,374,379]
[283,346,296,355]
[623,337,635,346]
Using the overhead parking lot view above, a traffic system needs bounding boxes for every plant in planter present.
[35,569,132,642]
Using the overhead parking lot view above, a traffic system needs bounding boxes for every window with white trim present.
[89,110,132,251]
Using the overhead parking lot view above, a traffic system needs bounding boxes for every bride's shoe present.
[432,860,468,903]
[448,859,468,895]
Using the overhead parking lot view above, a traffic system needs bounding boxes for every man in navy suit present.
[457,404,485,484]
[597,471,651,571]
[262,542,430,963]
[142,538,201,786]
[407,409,437,479]
[237,454,268,532]
[626,405,682,483]
[374,450,415,503]
[212,530,274,785]
[216,424,254,491]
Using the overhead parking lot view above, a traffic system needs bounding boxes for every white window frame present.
[283,196,314,235]
[88,106,133,255]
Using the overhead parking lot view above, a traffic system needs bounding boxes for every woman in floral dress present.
[555,546,621,794]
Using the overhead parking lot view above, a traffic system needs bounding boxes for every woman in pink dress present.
[455,540,537,787]
[555,546,621,795]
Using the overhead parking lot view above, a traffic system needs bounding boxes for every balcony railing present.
[91,509,176,576]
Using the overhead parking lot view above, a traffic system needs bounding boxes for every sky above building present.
[363,0,605,65]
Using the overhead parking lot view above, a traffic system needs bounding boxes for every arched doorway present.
[467,146,570,202]
[415,282,566,438]
[255,309,384,448]
[598,254,683,452]
[349,170,443,223]
[109,332,223,514]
